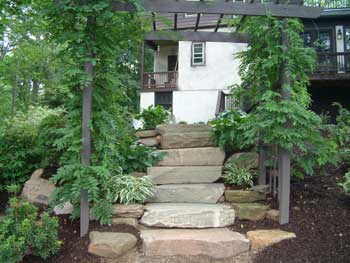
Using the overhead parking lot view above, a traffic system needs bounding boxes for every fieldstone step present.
[140,203,235,228]
[230,203,269,221]
[247,229,296,250]
[160,132,214,149]
[157,147,225,166]
[146,183,225,203]
[156,124,211,135]
[147,166,222,184]
[225,190,266,203]
[141,228,250,259]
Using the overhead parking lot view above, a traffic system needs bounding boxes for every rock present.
[54,202,73,215]
[147,166,222,184]
[141,228,249,259]
[157,147,225,166]
[156,124,211,135]
[251,184,270,194]
[225,152,259,169]
[140,203,235,228]
[88,231,137,258]
[136,130,158,138]
[266,209,279,222]
[139,137,158,147]
[225,190,266,203]
[113,204,144,218]
[31,168,44,179]
[21,176,56,206]
[246,229,296,250]
[231,203,269,221]
[131,172,146,178]
[147,184,225,203]
[160,132,214,149]
[112,218,138,227]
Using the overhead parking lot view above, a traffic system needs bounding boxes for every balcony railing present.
[315,52,350,74]
[216,91,236,115]
[304,0,350,9]
[142,71,178,92]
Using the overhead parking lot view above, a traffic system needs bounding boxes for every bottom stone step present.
[140,203,235,228]
[141,228,250,259]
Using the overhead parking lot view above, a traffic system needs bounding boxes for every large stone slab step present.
[147,166,222,184]
[156,124,211,135]
[140,203,235,228]
[160,132,214,149]
[146,183,224,203]
[157,147,225,166]
[141,228,250,259]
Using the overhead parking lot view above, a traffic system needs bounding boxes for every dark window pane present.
[155,92,173,111]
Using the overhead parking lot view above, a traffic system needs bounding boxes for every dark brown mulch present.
[231,166,350,263]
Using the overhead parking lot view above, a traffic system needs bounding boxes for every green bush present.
[223,163,256,188]
[0,198,61,263]
[209,109,251,152]
[339,171,350,195]
[136,105,170,130]
[0,107,64,191]
[110,174,154,204]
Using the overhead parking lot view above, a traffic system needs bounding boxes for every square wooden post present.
[258,139,266,185]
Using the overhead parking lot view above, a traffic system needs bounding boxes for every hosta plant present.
[223,163,257,188]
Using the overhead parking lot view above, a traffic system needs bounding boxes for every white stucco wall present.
[140,92,155,110]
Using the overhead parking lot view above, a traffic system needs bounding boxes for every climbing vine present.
[234,16,338,178]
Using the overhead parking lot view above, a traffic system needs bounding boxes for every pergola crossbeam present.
[112,0,322,19]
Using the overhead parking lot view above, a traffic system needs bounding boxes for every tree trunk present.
[31,79,39,104]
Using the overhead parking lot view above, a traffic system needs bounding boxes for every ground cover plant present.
[136,105,170,130]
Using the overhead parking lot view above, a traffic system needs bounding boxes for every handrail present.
[303,0,350,9]
[142,71,178,92]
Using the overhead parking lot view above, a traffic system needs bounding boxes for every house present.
[139,1,350,123]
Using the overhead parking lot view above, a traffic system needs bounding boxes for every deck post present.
[278,19,292,225]
[258,136,266,185]
[141,42,145,88]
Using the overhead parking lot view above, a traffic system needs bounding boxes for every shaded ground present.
[18,166,350,263]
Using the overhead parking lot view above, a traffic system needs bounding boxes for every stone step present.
[160,132,214,149]
[140,203,235,228]
[156,124,211,135]
[141,228,250,259]
[146,184,225,204]
[157,147,225,166]
[147,166,222,184]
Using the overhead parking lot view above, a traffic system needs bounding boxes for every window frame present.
[191,42,206,66]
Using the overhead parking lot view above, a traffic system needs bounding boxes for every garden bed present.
[23,166,350,263]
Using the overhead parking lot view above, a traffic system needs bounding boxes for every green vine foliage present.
[234,16,338,178]
[136,105,170,130]
[38,0,157,224]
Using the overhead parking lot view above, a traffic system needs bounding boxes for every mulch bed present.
[16,166,350,263]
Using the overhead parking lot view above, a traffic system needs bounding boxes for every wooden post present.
[258,136,266,185]
[278,19,291,225]
[80,15,95,238]
[141,42,145,88]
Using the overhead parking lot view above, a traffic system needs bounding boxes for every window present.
[192,42,205,66]
[155,92,173,111]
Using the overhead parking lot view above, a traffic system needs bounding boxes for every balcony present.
[142,71,178,92]
[312,52,350,80]
[304,0,350,9]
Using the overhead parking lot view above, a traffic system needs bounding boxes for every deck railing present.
[215,91,236,116]
[142,71,178,92]
[315,52,350,73]
[304,0,350,9]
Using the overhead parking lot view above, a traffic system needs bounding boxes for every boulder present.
[131,172,146,178]
[147,166,222,184]
[225,152,259,169]
[157,147,225,166]
[53,202,73,215]
[21,174,56,207]
[246,229,296,250]
[88,231,137,258]
[136,130,158,138]
[139,137,158,147]
[225,190,266,203]
[156,124,211,135]
[266,209,279,222]
[251,184,270,194]
[140,203,235,228]
[160,132,214,149]
[112,218,138,227]
[146,184,225,204]
[113,204,144,218]
[31,168,44,179]
[230,203,269,221]
[141,228,250,259]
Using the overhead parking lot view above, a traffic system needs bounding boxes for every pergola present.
[78,0,323,237]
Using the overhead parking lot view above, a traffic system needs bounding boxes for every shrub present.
[223,163,256,188]
[110,174,154,204]
[0,198,61,263]
[136,105,170,130]
[339,171,350,195]
[209,109,251,152]
[0,107,64,191]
